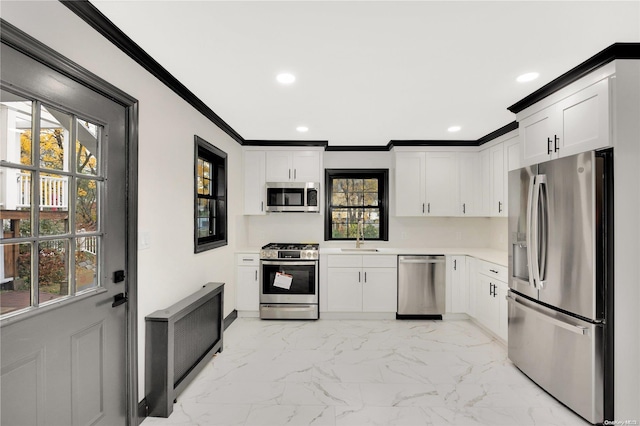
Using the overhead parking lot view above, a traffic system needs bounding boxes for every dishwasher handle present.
[398,256,445,264]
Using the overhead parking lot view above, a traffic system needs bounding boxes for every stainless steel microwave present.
[265,182,320,213]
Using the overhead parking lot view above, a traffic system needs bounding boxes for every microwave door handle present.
[537,175,548,288]
[526,175,537,289]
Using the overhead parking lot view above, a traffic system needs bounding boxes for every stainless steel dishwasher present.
[397,255,446,319]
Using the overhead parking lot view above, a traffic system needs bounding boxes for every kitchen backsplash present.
[240,214,508,251]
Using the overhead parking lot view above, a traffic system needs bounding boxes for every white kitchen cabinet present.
[497,280,509,341]
[243,150,266,215]
[265,150,321,182]
[478,133,518,217]
[236,253,260,311]
[518,77,610,167]
[474,260,508,340]
[489,143,506,217]
[326,255,397,312]
[448,255,468,313]
[458,153,481,216]
[395,151,458,216]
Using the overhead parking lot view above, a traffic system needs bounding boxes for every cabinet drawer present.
[362,255,397,268]
[237,253,259,266]
[327,255,362,268]
[477,260,507,281]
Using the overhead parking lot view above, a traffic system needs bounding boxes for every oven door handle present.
[261,260,317,266]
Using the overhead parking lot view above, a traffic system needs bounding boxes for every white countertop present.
[236,247,508,266]
[319,247,507,266]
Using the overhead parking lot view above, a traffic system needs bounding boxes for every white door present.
[395,152,425,216]
[1,40,131,425]
[291,151,320,182]
[424,152,458,216]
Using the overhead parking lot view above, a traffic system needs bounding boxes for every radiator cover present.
[145,282,224,417]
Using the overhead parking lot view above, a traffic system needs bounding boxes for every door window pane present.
[75,236,98,292]
[38,239,69,301]
[1,169,32,238]
[39,172,69,236]
[76,120,100,176]
[76,178,98,233]
[39,105,71,171]
[0,90,33,165]
[0,242,32,314]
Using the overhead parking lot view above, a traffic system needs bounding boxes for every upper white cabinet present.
[243,151,266,215]
[518,76,610,167]
[478,133,519,217]
[395,151,459,216]
[266,150,321,182]
[458,153,482,216]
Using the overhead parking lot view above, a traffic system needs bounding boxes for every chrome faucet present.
[356,219,364,248]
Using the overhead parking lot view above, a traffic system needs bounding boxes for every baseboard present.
[223,309,238,330]
[137,398,148,425]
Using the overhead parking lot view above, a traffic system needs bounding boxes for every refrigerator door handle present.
[526,175,537,288]
[537,175,548,288]
[507,294,588,336]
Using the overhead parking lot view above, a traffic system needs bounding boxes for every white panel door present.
[458,153,480,216]
[395,152,425,216]
[424,152,458,216]
[265,151,292,181]
[558,78,610,157]
[326,268,362,311]
[490,144,506,217]
[236,266,259,311]
[519,107,556,166]
[362,268,397,312]
[292,151,321,182]
[449,256,468,313]
[243,151,266,215]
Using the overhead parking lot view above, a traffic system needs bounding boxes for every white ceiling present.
[92,1,640,146]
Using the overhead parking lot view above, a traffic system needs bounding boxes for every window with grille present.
[324,169,389,241]
[194,136,227,253]
[1,89,102,317]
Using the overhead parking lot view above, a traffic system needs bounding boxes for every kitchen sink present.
[340,248,379,252]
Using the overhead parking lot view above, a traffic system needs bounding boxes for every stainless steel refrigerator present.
[507,150,613,424]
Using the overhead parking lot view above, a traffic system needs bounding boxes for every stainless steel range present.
[259,243,319,319]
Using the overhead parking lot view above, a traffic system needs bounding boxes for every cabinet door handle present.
[294,169,297,179]
[261,201,264,212]
[554,135,559,153]
[454,259,457,270]
[462,203,466,214]
[289,169,291,179]
[255,270,258,281]
[547,137,553,155]
[364,272,367,283]
[489,269,499,274]
[498,201,502,213]
[427,203,431,213]
[489,282,492,295]
[422,203,425,214]
[359,271,361,282]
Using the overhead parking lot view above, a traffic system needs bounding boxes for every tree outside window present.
[325,169,388,241]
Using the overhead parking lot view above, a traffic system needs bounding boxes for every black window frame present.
[324,169,389,241]
[194,135,227,253]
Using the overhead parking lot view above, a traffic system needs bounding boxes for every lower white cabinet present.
[474,260,508,341]
[236,253,260,311]
[447,255,468,313]
[326,255,397,312]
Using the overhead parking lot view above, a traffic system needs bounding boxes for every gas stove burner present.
[260,243,319,260]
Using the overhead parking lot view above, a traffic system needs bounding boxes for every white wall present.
[2,1,244,400]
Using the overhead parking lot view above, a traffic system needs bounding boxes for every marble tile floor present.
[141,318,588,426]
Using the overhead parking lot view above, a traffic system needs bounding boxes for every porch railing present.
[17,173,68,210]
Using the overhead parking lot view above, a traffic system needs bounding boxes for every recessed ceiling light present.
[296,126,309,133]
[516,72,539,83]
[276,73,296,84]
[448,126,461,133]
